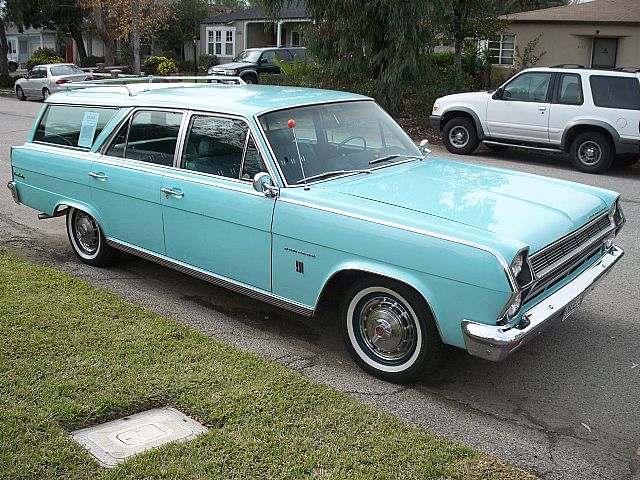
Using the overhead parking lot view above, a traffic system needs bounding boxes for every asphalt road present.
[1,94,639,479]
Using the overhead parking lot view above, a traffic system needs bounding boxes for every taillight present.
[85,75,94,81]
[56,79,70,85]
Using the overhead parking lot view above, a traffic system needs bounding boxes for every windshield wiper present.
[368,154,423,165]
[296,169,371,184]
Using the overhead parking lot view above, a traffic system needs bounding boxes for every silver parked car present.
[15,63,93,101]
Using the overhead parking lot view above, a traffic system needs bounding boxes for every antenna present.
[288,119,309,189]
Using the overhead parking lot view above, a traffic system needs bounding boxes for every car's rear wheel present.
[8,61,17,72]
[442,117,479,155]
[340,277,444,383]
[42,88,51,100]
[66,207,118,267]
[570,131,614,173]
[15,86,26,101]
[614,154,639,168]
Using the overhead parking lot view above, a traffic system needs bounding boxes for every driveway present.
[1,95,639,479]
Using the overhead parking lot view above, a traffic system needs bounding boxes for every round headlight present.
[511,253,524,279]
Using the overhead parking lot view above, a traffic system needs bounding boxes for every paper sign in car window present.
[78,111,100,148]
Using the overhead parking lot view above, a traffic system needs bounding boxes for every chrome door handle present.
[538,105,547,111]
[88,171,108,180]
[161,187,184,198]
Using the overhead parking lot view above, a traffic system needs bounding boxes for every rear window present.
[589,75,640,110]
[34,105,117,149]
[50,64,83,76]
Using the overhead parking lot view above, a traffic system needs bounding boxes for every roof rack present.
[613,67,640,73]
[550,64,585,69]
[63,75,245,96]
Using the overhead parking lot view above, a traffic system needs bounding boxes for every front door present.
[486,71,553,143]
[91,109,184,255]
[162,113,274,290]
[592,38,618,69]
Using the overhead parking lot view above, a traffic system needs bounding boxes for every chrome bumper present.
[7,181,20,204]
[462,245,624,362]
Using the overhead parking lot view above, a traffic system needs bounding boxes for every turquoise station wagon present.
[8,81,625,382]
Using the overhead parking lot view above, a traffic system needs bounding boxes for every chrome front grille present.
[529,214,612,280]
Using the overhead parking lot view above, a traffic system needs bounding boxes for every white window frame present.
[488,34,516,66]
[206,27,235,58]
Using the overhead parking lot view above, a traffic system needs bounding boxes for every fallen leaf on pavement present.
[581,422,592,432]
[631,363,638,369]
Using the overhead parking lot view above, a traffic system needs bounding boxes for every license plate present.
[562,294,584,321]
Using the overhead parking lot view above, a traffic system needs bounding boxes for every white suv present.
[430,66,640,173]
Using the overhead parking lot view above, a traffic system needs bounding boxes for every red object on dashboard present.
[287,119,296,128]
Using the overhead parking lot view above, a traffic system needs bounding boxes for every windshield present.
[259,101,421,185]
[234,50,262,63]
[50,65,83,76]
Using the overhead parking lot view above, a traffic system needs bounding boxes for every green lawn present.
[0,248,534,479]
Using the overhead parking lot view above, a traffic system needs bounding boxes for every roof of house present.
[202,2,308,24]
[505,0,640,23]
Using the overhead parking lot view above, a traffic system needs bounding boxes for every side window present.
[261,51,276,64]
[241,135,267,180]
[276,50,293,62]
[502,72,552,102]
[124,110,183,166]
[589,75,640,110]
[34,105,117,148]
[557,74,583,105]
[182,115,248,179]
[104,120,130,158]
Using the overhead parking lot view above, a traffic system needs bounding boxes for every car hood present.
[438,91,492,103]
[324,158,613,254]
[210,62,254,71]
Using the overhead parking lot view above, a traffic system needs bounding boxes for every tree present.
[156,0,210,61]
[259,0,442,113]
[84,0,171,72]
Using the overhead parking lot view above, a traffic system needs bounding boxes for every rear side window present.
[557,74,583,105]
[590,75,640,110]
[105,110,183,166]
[34,105,117,148]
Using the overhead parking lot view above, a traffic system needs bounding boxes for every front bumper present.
[462,245,624,361]
[429,115,442,130]
[7,180,20,204]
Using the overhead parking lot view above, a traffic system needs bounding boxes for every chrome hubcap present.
[358,296,414,361]
[74,213,99,254]
[578,141,602,165]
[449,126,469,148]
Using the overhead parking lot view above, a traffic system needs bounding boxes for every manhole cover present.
[71,407,207,467]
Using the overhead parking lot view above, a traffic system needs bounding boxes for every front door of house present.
[592,38,618,69]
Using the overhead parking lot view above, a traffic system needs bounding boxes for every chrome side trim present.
[462,245,623,362]
[106,238,314,317]
[279,197,518,292]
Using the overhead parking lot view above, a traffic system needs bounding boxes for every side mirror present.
[492,87,503,100]
[419,139,431,156]
[23,73,29,79]
[253,172,279,198]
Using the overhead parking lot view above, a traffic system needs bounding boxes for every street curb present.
[0,89,15,97]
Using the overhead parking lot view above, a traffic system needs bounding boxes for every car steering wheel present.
[336,135,367,155]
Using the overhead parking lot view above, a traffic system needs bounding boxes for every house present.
[502,0,640,69]
[199,3,310,62]
[5,23,57,67]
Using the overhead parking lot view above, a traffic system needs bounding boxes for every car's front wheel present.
[442,117,479,155]
[15,86,26,101]
[42,88,51,100]
[66,207,118,267]
[341,277,444,383]
[569,131,614,173]
[242,74,258,84]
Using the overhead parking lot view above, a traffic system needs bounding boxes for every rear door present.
[91,109,184,254]
[548,73,585,146]
[486,71,553,143]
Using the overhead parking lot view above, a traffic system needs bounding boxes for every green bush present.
[144,56,171,75]
[0,74,17,88]
[198,54,218,74]
[25,55,65,71]
[79,55,105,68]
[157,58,179,76]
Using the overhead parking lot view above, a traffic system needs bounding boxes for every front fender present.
[440,106,486,139]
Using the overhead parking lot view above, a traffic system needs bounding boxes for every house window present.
[207,28,235,57]
[291,31,304,47]
[489,34,515,65]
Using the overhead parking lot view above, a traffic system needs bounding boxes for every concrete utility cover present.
[71,407,207,468]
